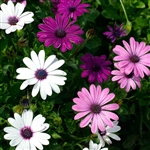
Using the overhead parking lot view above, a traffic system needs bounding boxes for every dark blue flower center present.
[113,30,121,38]
[20,98,30,108]
[99,130,106,136]
[55,29,66,38]
[92,64,101,72]
[130,55,140,63]
[125,72,134,78]
[91,104,101,114]
[21,127,33,139]
[69,6,76,12]
[35,69,48,80]
[8,17,18,25]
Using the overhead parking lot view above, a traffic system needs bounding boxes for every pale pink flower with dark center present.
[57,0,90,20]
[72,84,119,134]
[113,37,150,78]
[37,14,84,52]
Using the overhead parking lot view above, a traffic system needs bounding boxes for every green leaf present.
[51,132,62,139]
[133,2,146,8]
[0,38,8,51]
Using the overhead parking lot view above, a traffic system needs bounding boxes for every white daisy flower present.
[0,0,34,34]
[4,109,51,150]
[83,140,108,150]
[16,50,67,100]
[97,121,121,147]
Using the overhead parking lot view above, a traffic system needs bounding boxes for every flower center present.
[99,130,106,136]
[35,69,48,80]
[125,72,134,78]
[113,30,121,38]
[20,98,30,108]
[69,6,76,12]
[55,29,66,38]
[21,127,33,139]
[91,104,101,114]
[8,16,18,25]
[92,64,101,72]
[130,55,140,63]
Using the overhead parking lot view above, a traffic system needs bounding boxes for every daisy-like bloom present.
[111,64,141,92]
[57,0,90,20]
[72,84,119,134]
[103,22,126,43]
[4,0,27,7]
[113,37,150,78]
[4,109,51,150]
[97,121,121,147]
[16,50,67,100]
[37,14,84,52]
[51,0,60,14]
[0,0,33,34]
[83,140,108,150]
[80,53,112,84]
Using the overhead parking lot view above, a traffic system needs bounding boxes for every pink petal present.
[101,103,119,111]
[74,111,90,120]
[100,93,115,106]
[102,111,119,120]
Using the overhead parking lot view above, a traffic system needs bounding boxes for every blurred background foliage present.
[0,0,150,149]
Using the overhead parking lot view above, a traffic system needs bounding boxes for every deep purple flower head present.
[80,53,112,84]
[50,0,60,14]
[103,22,126,43]
[57,0,90,20]
[37,14,84,52]
[113,37,150,78]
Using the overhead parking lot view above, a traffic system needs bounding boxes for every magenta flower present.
[103,23,126,43]
[57,0,90,20]
[80,53,112,84]
[111,64,141,92]
[113,37,150,78]
[37,14,84,52]
[72,84,119,133]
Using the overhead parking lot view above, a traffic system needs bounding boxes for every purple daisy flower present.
[80,53,112,84]
[37,14,84,52]
[113,37,150,78]
[57,0,90,20]
[111,63,141,92]
[103,22,126,43]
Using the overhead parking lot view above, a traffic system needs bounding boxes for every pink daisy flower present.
[37,14,84,52]
[72,84,119,134]
[57,0,90,20]
[113,37,150,78]
[111,64,141,92]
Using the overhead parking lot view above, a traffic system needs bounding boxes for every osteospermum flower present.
[4,109,50,150]
[57,0,90,20]
[97,121,121,147]
[72,84,119,133]
[103,22,126,43]
[16,50,67,100]
[113,37,150,78]
[0,0,33,34]
[111,65,141,92]
[80,53,112,84]
[83,140,108,150]
[37,14,84,52]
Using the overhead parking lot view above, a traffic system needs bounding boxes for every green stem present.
[120,0,129,22]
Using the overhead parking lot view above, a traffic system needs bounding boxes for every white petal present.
[16,74,34,80]
[8,118,21,129]
[31,51,40,69]
[5,25,17,34]
[20,78,38,90]
[44,55,56,69]
[16,140,25,150]
[34,132,51,140]
[49,82,60,94]
[38,50,45,68]
[46,60,65,72]
[30,140,37,150]
[42,80,52,96]
[4,133,20,140]
[40,123,50,132]
[10,136,23,146]
[22,109,33,126]
[40,82,47,100]
[24,140,30,150]
[16,20,24,30]
[107,126,121,133]
[15,3,24,17]
[7,0,15,14]
[4,127,19,133]
[1,1,13,16]
[30,137,43,150]
[19,12,34,24]
[32,81,40,97]
[16,67,35,74]
[107,133,121,141]
[23,57,37,71]
[48,70,67,76]
[14,113,24,128]
[47,76,66,85]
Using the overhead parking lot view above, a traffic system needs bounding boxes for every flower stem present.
[119,0,129,22]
